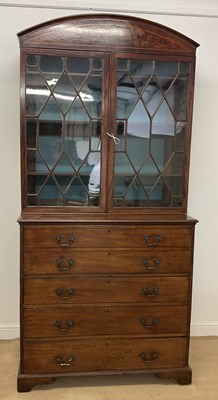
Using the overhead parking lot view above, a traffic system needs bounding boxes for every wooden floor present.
[1,337,217,399]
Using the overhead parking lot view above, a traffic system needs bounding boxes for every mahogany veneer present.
[17,14,198,392]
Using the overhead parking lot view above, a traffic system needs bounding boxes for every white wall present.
[0,0,218,338]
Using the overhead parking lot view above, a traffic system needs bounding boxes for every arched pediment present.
[18,14,199,55]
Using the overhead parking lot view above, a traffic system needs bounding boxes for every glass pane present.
[174,76,189,120]
[26,120,37,148]
[65,177,88,206]
[83,74,102,118]
[149,177,172,206]
[67,57,90,74]
[26,68,50,116]
[163,152,185,176]
[38,118,63,170]
[142,79,162,116]
[66,97,90,122]
[93,58,103,70]
[39,55,63,86]
[25,54,103,208]
[114,153,135,200]
[127,136,149,171]
[39,97,63,122]
[151,132,175,173]
[40,55,63,73]
[39,176,63,206]
[91,121,101,150]
[152,101,175,136]
[88,156,100,197]
[127,100,150,138]
[180,62,190,74]
[27,150,49,173]
[27,195,37,206]
[124,177,148,207]
[117,59,128,70]
[27,175,47,195]
[67,57,90,89]
[53,153,74,173]
[155,62,178,82]
[129,60,153,93]
[116,72,138,118]
[114,58,190,208]
[175,122,186,151]
[53,73,76,113]
[64,137,83,168]
[54,175,73,192]
[26,55,37,66]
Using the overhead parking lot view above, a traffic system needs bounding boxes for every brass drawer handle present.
[55,355,75,367]
[144,235,162,247]
[56,258,74,271]
[55,288,75,299]
[143,257,160,271]
[139,317,159,328]
[55,235,74,247]
[55,320,74,331]
[140,351,159,363]
[141,287,159,298]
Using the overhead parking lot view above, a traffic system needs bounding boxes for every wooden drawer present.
[23,225,193,249]
[23,305,188,338]
[23,276,189,305]
[23,249,191,275]
[22,337,187,374]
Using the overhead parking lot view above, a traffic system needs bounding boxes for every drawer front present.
[23,305,188,338]
[23,225,192,249]
[24,276,189,305]
[23,250,191,275]
[23,337,187,374]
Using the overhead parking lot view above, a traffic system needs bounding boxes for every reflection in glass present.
[143,82,162,116]
[129,60,153,94]
[66,97,90,122]
[53,73,76,113]
[65,177,88,206]
[25,54,103,207]
[26,68,50,116]
[127,101,150,138]
[175,122,186,152]
[83,75,102,118]
[117,72,138,118]
[40,56,63,89]
[114,58,190,208]
[127,136,149,170]
[40,97,62,122]
[152,101,175,136]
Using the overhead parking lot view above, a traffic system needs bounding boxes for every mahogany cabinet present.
[17,14,199,392]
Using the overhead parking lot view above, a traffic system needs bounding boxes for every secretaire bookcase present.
[17,14,199,392]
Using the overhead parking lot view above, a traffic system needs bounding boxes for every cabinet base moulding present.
[17,366,192,392]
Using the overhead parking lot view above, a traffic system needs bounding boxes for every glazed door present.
[23,50,109,210]
[108,55,192,211]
